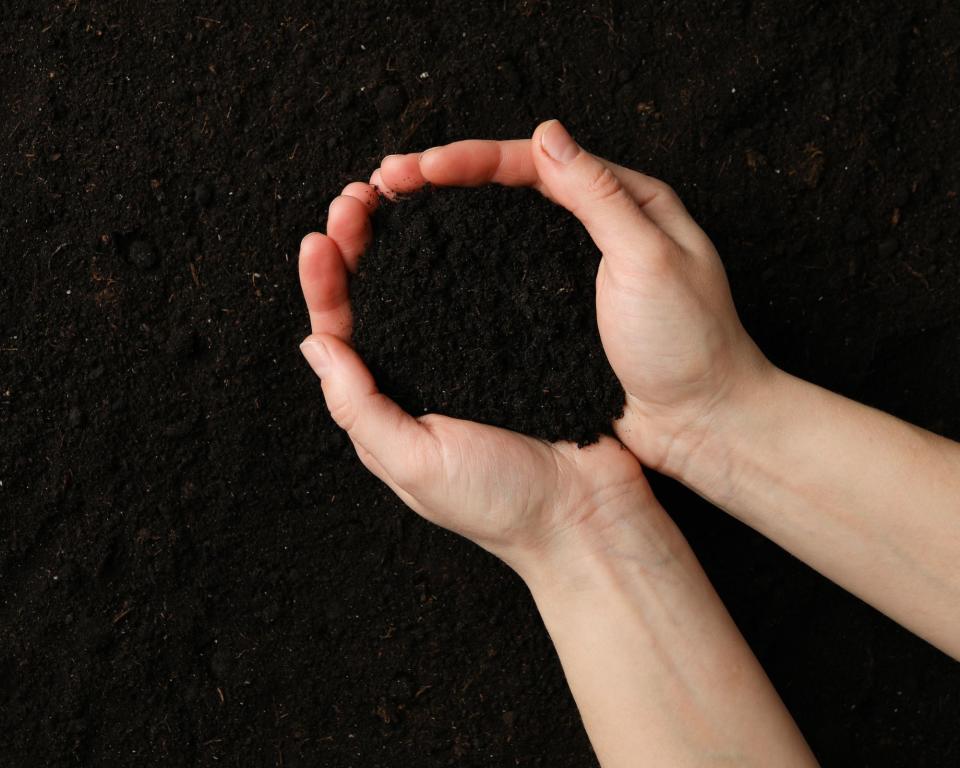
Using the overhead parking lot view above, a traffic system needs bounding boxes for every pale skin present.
[298,119,960,765]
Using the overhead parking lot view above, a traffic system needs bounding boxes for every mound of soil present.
[352,186,624,445]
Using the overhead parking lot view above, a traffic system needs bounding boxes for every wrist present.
[614,355,791,506]
[511,484,689,607]
[658,363,797,507]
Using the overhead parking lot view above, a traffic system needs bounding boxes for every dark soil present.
[353,186,624,446]
[2,1,959,766]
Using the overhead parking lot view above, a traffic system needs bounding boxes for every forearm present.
[670,367,960,658]
[519,497,817,768]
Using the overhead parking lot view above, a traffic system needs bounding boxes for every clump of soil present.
[351,186,624,445]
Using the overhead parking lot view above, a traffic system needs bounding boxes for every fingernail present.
[300,340,330,378]
[383,154,401,164]
[420,146,440,161]
[540,120,579,164]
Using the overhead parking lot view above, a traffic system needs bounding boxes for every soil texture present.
[2,1,960,767]
[353,186,624,446]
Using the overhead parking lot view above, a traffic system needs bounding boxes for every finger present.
[326,194,372,271]
[418,139,545,193]
[300,334,438,492]
[298,233,351,340]
[369,168,397,200]
[380,153,428,195]
[341,181,380,212]
[530,119,675,274]
[418,134,706,252]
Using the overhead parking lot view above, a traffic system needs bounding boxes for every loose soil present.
[2,2,959,767]
[353,186,624,446]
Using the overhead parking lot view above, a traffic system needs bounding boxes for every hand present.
[371,121,772,475]
[299,180,820,767]
[297,183,655,584]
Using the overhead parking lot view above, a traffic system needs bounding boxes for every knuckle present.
[586,165,626,203]
[325,394,356,433]
[381,413,440,491]
[658,182,684,210]
[417,412,445,433]
[409,415,451,477]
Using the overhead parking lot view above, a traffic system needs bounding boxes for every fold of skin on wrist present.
[516,490,818,768]
[646,365,960,659]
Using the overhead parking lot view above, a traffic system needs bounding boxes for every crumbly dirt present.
[1,1,959,766]
[353,186,624,446]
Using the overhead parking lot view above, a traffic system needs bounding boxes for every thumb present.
[531,119,672,272]
[299,333,433,489]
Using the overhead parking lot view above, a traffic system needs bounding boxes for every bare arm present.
[519,491,817,768]
[648,366,960,659]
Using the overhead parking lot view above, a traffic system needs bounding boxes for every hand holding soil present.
[371,121,771,474]
[360,121,960,659]
[297,171,651,585]
[299,119,960,766]
[297,122,821,766]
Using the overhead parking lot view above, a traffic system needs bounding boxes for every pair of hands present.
[298,120,766,584]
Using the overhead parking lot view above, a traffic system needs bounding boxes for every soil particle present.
[194,182,214,208]
[388,676,413,701]
[892,186,912,208]
[67,406,83,429]
[210,649,231,680]
[165,327,197,360]
[127,239,158,270]
[844,215,871,244]
[374,85,405,119]
[877,238,900,258]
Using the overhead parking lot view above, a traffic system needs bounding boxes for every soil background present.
[2,1,959,766]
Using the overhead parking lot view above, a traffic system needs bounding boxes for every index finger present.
[379,139,544,196]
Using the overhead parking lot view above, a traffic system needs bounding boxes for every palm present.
[402,416,647,560]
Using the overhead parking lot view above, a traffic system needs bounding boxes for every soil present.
[353,186,623,446]
[2,1,959,766]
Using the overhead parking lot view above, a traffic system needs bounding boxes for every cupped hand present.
[298,184,653,583]
[371,121,772,475]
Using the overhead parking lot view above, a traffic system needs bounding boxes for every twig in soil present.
[400,97,433,144]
